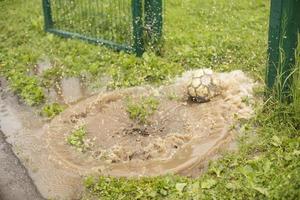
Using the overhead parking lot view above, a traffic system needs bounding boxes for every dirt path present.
[0,131,45,200]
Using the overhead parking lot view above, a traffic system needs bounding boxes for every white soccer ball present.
[187,69,221,103]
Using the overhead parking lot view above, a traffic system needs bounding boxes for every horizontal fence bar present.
[46,28,134,53]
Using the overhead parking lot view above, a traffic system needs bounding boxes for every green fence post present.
[267,0,300,101]
[144,0,163,43]
[132,0,144,56]
[42,0,53,30]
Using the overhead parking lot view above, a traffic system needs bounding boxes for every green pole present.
[132,0,144,56]
[144,0,163,46]
[42,0,53,30]
[267,0,300,100]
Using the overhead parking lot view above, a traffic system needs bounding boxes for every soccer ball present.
[187,69,221,103]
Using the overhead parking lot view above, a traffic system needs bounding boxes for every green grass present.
[5,71,45,106]
[0,0,268,106]
[2,0,299,200]
[126,96,159,124]
[163,0,268,76]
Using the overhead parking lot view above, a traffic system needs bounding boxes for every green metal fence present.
[267,0,300,101]
[42,0,163,56]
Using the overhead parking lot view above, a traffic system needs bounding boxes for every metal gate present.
[42,0,162,56]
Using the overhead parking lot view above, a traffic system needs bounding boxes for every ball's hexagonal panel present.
[187,69,221,102]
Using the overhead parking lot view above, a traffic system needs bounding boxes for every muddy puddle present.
[45,77,87,105]
[36,57,106,105]
[0,70,256,199]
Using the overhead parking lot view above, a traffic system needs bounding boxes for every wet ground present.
[0,70,256,199]
[0,80,85,200]
[0,131,44,200]
[46,70,255,178]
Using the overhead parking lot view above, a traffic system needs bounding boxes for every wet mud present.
[47,70,255,177]
[0,70,256,199]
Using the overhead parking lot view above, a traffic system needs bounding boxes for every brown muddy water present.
[0,70,256,200]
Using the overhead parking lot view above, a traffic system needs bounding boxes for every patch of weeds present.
[41,67,64,88]
[41,103,65,119]
[108,53,184,89]
[126,96,159,124]
[6,71,45,106]
[253,85,265,97]
[20,84,45,106]
[83,175,192,200]
[67,126,87,152]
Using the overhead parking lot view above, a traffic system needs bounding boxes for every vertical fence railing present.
[41,0,163,56]
[267,0,300,101]
[42,0,53,30]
